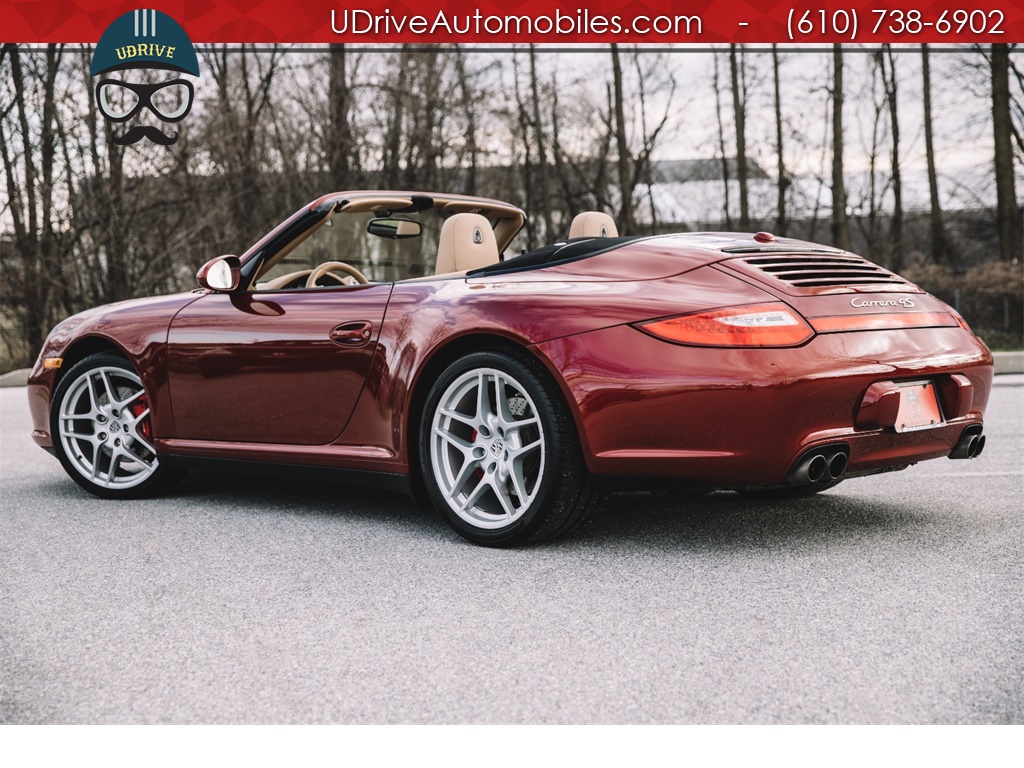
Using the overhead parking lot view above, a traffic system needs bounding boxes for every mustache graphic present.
[112,125,178,146]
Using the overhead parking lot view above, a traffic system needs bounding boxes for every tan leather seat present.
[434,213,500,275]
[569,211,618,239]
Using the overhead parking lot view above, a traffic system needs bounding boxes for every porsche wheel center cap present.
[489,439,504,457]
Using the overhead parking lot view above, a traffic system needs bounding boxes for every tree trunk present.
[454,46,478,195]
[712,52,731,229]
[610,44,634,234]
[0,44,68,357]
[417,51,440,190]
[883,45,903,271]
[328,43,351,190]
[831,45,851,251]
[385,48,409,189]
[921,44,953,268]
[992,44,1023,262]
[730,44,749,229]
[772,44,787,235]
[528,45,555,242]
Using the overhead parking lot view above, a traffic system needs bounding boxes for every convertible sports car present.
[27,191,992,546]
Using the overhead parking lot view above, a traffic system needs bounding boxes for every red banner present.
[2,0,1022,43]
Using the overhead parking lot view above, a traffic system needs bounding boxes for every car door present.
[165,283,392,445]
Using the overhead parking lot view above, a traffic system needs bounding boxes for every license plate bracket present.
[895,382,944,433]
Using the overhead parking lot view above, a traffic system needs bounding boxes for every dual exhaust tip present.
[787,423,986,485]
[788,446,849,485]
[949,426,986,460]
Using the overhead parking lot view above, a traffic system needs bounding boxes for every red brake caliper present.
[131,395,151,441]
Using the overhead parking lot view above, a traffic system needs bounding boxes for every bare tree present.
[0,44,69,359]
[921,44,953,268]
[328,43,352,190]
[383,47,410,189]
[548,70,614,219]
[712,52,732,229]
[856,52,887,263]
[730,44,750,229]
[512,50,537,246]
[528,45,555,242]
[610,44,635,234]
[772,45,788,235]
[881,45,903,270]
[831,45,852,250]
[453,46,479,195]
[204,44,284,239]
[1007,50,1024,161]
[992,44,1023,262]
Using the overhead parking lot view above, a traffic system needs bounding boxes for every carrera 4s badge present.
[850,297,916,309]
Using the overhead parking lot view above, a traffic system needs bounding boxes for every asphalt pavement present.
[1,378,1021,724]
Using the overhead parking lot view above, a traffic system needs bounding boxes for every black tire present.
[419,348,605,546]
[50,352,185,499]
[737,478,843,500]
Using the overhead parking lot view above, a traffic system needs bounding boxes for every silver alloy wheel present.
[57,365,159,489]
[430,367,545,529]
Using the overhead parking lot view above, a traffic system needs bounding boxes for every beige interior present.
[569,211,618,239]
[435,213,500,275]
[331,192,525,254]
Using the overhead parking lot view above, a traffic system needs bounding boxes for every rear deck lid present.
[719,247,915,295]
[715,248,959,331]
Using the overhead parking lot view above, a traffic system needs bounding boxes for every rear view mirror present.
[367,217,422,240]
[196,255,241,292]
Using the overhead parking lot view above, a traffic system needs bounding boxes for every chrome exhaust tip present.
[806,455,828,484]
[827,451,849,480]
[787,446,849,485]
[788,453,828,484]
[974,435,986,458]
[949,425,984,460]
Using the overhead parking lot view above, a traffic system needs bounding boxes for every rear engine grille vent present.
[738,253,909,289]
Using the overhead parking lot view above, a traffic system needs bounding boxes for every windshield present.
[254,209,447,287]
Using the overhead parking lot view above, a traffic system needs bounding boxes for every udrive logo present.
[90,9,201,146]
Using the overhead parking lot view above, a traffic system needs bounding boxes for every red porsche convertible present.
[27,191,992,545]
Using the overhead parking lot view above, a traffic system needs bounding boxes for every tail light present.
[809,311,958,333]
[636,302,814,348]
[945,305,975,333]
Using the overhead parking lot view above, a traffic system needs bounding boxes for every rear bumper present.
[533,324,993,487]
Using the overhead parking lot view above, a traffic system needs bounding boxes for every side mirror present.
[196,255,241,292]
[367,217,422,240]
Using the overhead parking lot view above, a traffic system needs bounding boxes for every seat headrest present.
[434,213,500,275]
[569,211,619,239]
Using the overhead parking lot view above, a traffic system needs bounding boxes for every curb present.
[993,351,1024,375]
[0,368,30,388]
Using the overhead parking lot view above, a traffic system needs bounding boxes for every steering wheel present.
[306,261,370,288]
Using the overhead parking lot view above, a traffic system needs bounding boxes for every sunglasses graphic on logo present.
[95,79,194,145]
[90,10,201,146]
[96,79,194,122]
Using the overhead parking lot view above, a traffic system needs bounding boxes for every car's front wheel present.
[420,350,604,546]
[50,353,183,498]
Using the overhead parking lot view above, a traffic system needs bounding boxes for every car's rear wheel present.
[50,353,184,499]
[420,349,605,546]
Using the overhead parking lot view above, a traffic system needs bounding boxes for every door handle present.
[330,321,373,347]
